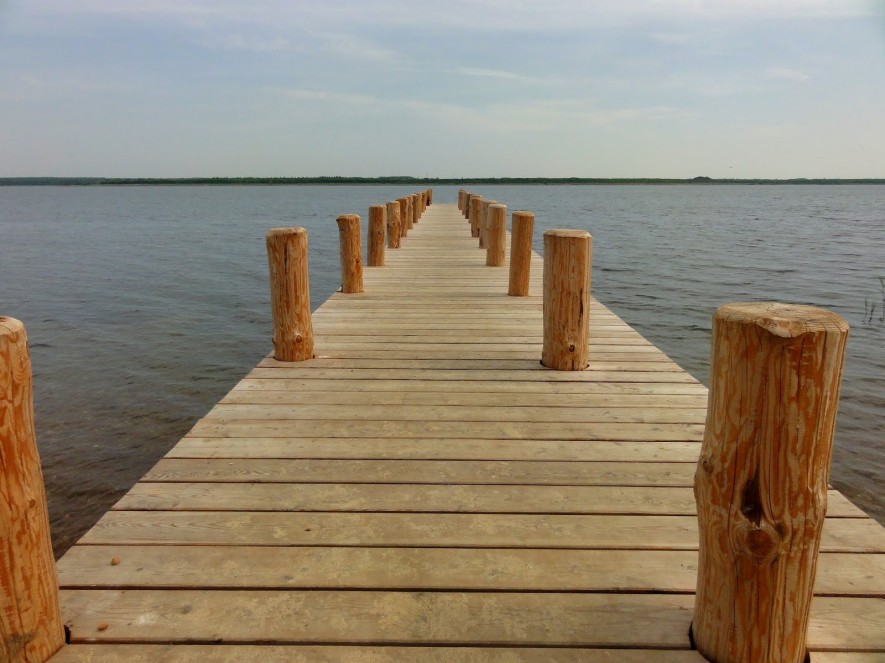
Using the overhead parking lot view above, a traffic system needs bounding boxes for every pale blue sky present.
[1,0,883,178]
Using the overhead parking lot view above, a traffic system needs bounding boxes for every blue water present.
[0,184,882,555]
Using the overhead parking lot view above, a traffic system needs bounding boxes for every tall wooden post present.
[336,214,364,293]
[397,198,409,238]
[464,193,473,219]
[367,205,386,267]
[410,194,418,225]
[486,204,506,266]
[386,201,401,249]
[458,190,465,213]
[508,211,534,296]
[693,302,849,663]
[479,199,496,249]
[266,228,314,361]
[469,196,483,238]
[541,230,591,370]
[427,189,433,205]
[0,317,65,663]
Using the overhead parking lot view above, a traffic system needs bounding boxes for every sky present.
[1,0,884,178]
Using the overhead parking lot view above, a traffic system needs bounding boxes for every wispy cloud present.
[766,66,811,82]
[450,67,526,81]
[23,0,882,33]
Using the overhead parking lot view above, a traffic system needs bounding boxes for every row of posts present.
[265,189,432,362]
[458,188,592,370]
[0,189,850,663]
[456,188,850,663]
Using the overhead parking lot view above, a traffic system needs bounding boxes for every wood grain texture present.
[0,317,64,663]
[265,228,314,361]
[542,229,592,370]
[509,211,534,296]
[693,302,850,663]
[336,214,364,293]
[367,204,385,266]
[49,645,710,663]
[469,195,483,238]
[486,204,506,266]
[385,201,401,249]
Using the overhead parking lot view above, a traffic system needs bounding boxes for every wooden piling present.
[479,199,496,249]
[692,302,849,663]
[486,204,506,266]
[464,193,473,220]
[427,188,432,205]
[469,195,483,238]
[367,205,386,267]
[541,229,591,370]
[266,228,314,361]
[458,190,465,213]
[0,317,65,663]
[386,201,401,249]
[336,214,364,294]
[410,194,418,225]
[508,211,534,296]
[397,198,409,238]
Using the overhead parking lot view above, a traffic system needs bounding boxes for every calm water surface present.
[1,184,882,555]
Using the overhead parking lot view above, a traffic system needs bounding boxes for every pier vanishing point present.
[2,193,884,663]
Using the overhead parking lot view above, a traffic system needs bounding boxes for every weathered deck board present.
[52,202,885,660]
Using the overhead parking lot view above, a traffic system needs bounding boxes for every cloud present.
[450,67,525,81]
[21,0,881,34]
[766,67,811,82]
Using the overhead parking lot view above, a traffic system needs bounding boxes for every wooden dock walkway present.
[50,202,884,662]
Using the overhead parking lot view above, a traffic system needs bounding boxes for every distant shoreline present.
[2,176,884,186]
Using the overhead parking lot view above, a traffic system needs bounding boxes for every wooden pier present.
[3,200,884,662]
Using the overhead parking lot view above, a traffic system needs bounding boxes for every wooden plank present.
[229,378,709,394]
[112,483,867,519]
[57,546,885,597]
[187,419,706,441]
[115,483,701,514]
[142,458,697,486]
[256,358,689,372]
[60,589,696,647]
[219,390,710,408]
[77,512,885,552]
[168,437,704,462]
[49,645,710,663]
[47,647,885,663]
[245,368,701,383]
[203,403,708,424]
[57,590,885,650]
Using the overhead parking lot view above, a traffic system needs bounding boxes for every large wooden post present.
[1,317,65,663]
[464,193,473,220]
[693,302,849,663]
[266,228,314,361]
[508,211,534,296]
[469,196,483,239]
[397,198,409,238]
[480,199,497,249]
[486,204,506,266]
[541,229,591,370]
[410,194,418,226]
[386,201,401,249]
[367,205,386,267]
[458,190,465,213]
[427,189,433,205]
[336,214,364,293]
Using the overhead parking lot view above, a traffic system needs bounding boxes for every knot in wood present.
[734,519,782,564]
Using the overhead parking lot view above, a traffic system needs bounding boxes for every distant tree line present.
[2,176,884,186]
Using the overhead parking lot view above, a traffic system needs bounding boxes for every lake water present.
[1,184,882,556]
